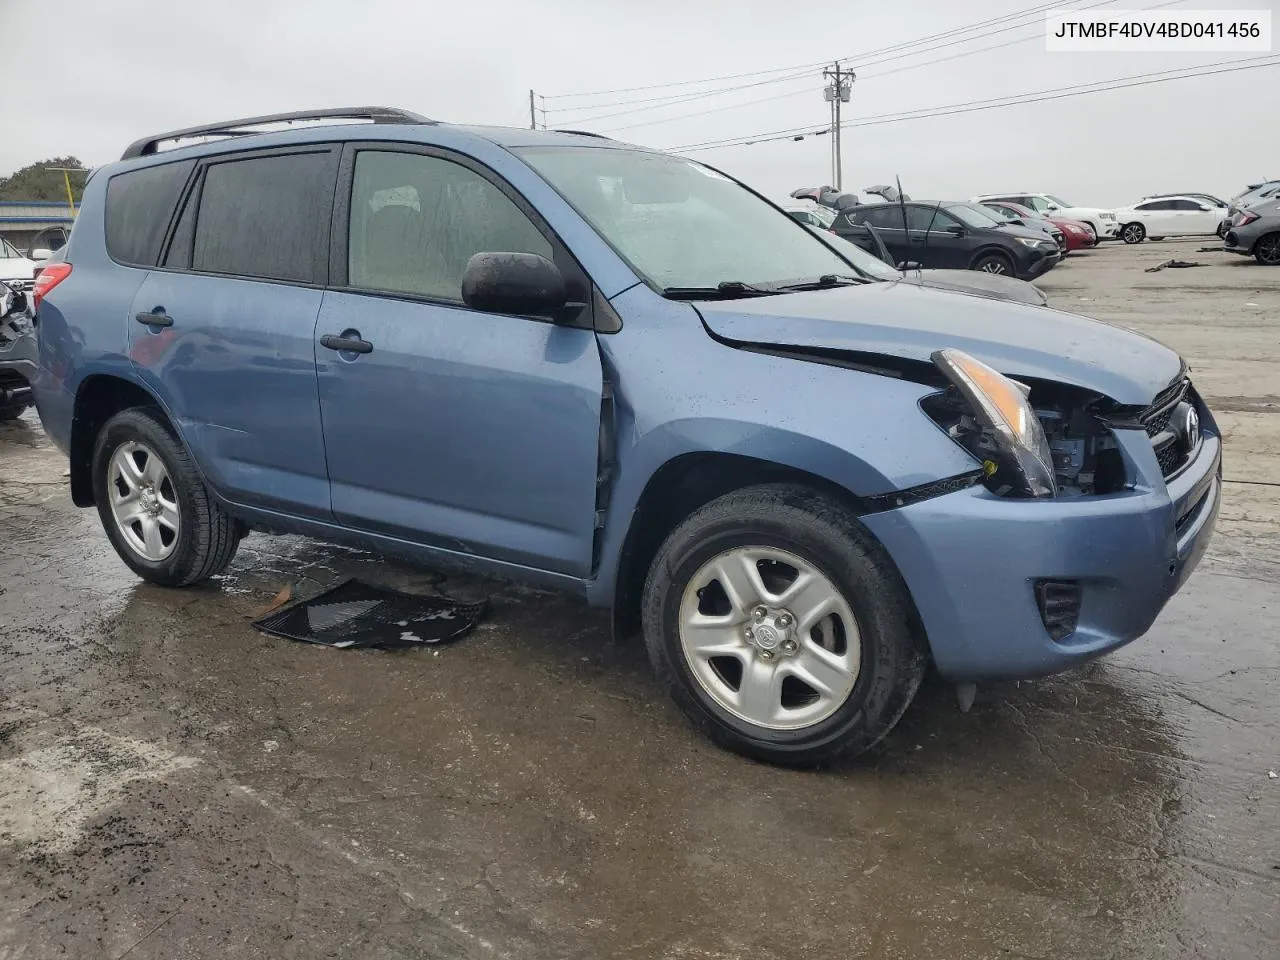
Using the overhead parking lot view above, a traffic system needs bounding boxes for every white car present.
[0,237,39,293]
[972,192,1120,240]
[781,201,836,229]
[1114,195,1229,244]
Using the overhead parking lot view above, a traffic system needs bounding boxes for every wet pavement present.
[2,241,1279,959]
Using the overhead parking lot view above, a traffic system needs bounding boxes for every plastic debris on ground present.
[1145,259,1204,273]
[252,578,486,650]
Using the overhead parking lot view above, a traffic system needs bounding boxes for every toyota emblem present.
[1183,406,1201,451]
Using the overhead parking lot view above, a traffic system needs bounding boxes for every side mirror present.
[1045,204,1059,212]
[898,261,922,271]
[1009,217,1026,226]
[461,252,567,317]
[29,248,53,262]
[944,224,966,236]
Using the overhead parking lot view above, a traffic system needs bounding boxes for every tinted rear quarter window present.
[105,159,195,266]
[192,151,336,284]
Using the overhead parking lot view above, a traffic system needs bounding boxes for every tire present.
[1254,233,1280,266]
[641,484,927,767]
[971,251,1014,276]
[1121,222,1146,244]
[0,405,28,422]
[1216,222,1228,239]
[92,406,241,586]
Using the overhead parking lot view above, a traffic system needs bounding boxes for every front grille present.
[1035,580,1082,642]
[1140,379,1199,479]
[1141,379,1189,438]
[2,278,32,293]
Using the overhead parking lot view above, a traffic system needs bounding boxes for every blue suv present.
[32,108,1221,765]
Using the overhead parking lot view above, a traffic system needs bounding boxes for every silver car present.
[1223,198,1280,266]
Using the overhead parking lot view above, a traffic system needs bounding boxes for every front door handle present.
[136,310,173,328]
[320,333,373,355]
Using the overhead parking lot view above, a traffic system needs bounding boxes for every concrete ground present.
[1,239,1277,959]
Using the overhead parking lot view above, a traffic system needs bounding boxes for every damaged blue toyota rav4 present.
[32,108,1220,765]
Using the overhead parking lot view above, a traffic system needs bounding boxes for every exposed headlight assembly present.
[931,348,1058,498]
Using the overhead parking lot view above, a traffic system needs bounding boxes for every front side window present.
[1025,196,1051,212]
[517,146,857,290]
[0,238,20,259]
[1045,195,1072,208]
[946,204,1001,229]
[348,151,552,301]
[192,151,335,284]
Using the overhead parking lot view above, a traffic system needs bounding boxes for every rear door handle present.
[320,333,373,354]
[136,310,173,328]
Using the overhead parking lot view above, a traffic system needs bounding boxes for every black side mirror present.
[461,252,567,317]
[944,225,966,236]
[898,261,922,271]
[1009,217,1026,226]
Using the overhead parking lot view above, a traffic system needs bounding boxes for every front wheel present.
[92,406,241,586]
[642,484,927,767]
[1122,222,1146,244]
[972,252,1014,275]
[1255,233,1280,266]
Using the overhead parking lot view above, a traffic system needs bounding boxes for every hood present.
[990,222,1055,242]
[0,256,37,282]
[694,281,1182,406]
[904,270,1047,307]
[1061,205,1113,217]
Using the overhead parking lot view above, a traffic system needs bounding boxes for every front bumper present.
[862,423,1221,681]
[0,311,39,393]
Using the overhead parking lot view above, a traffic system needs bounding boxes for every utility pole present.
[45,166,83,219]
[529,89,537,130]
[821,63,854,190]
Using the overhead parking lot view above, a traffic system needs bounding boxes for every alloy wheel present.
[108,441,180,561]
[1257,235,1280,265]
[678,546,860,730]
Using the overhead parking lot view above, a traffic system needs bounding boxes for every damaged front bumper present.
[0,310,38,414]
[861,425,1221,681]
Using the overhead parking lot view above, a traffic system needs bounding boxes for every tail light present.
[1236,211,1260,227]
[32,262,72,311]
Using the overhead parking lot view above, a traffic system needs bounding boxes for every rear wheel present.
[1255,233,1280,266]
[92,407,241,586]
[972,251,1014,276]
[1122,222,1146,244]
[642,484,927,767]
[1216,221,1228,239]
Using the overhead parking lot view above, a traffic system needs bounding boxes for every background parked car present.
[0,237,39,293]
[0,279,37,420]
[972,192,1119,241]
[1223,197,1280,265]
[782,202,837,229]
[974,201,1065,251]
[980,199,1096,252]
[808,225,1048,306]
[833,201,1061,279]
[1114,195,1229,244]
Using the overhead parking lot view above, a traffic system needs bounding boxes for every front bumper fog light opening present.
[1035,579,1081,642]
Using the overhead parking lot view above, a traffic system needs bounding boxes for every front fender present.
[585,287,977,607]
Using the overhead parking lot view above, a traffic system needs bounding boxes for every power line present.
[550,0,1133,137]
[539,0,1076,102]
[555,70,816,127]
[598,85,815,135]
[664,55,1280,153]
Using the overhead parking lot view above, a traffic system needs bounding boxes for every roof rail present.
[120,107,434,160]
[550,129,613,140]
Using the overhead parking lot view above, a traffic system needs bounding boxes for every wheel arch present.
[968,245,1016,271]
[69,373,175,507]
[605,451,884,645]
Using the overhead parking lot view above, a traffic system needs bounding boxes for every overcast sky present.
[2,0,1276,207]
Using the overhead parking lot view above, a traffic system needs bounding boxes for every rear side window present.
[105,159,195,266]
[192,151,335,284]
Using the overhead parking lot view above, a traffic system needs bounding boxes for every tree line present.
[0,158,89,202]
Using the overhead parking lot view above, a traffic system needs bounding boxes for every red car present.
[981,200,1098,252]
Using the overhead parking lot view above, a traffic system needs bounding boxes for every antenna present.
[895,174,910,270]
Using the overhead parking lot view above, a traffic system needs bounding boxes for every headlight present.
[930,348,1058,498]
[1015,236,1051,249]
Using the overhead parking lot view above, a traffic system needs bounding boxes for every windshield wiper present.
[662,280,782,300]
[773,274,870,291]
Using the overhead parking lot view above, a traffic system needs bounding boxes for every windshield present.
[1046,195,1072,207]
[948,204,1003,228]
[804,227,900,280]
[517,147,856,290]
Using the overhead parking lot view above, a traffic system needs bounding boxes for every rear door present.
[314,144,604,576]
[127,146,337,519]
[857,206,911,265]
[1170,198,1216,234]
[1133,199,1176,234]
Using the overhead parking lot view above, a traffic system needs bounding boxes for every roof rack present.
[120,107,434,160]
[550,129,613,140]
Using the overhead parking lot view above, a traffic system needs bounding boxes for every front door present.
[315,146,604,577]
[916,208,970,269]
[128,147,339,520]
